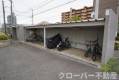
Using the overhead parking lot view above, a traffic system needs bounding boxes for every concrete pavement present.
[0,43,99,80]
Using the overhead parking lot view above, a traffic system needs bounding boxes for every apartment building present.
[62,6,93,23]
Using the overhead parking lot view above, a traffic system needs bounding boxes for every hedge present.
[0,32,9,41]
[116,33,119,40]
[101,58,119,74]
[115,43,119,50]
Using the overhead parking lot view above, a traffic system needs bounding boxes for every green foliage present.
[115,33,119,50]
[0,32,9,41]
[116,33,119,40]
[101,64,111,72]
[101,58,119,74]
[71,15,81,21]
[115,43,119,50]
[116,37,119,41]
[107,58,119,73]
[117,33,119,37]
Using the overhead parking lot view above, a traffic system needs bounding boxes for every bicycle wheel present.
[84,53,89,57]
[92,47,97,61]
[57,46,63,51]
[84,49,90,57]
[92,54,96,61]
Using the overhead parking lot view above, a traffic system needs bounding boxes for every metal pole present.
[44,27,46,48]
[32,9,34,25]
[9,0,13,39]
[94,0,99,19]
[10,0,13,25]
[2,0,7,34]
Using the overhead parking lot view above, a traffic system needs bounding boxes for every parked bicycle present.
[92,39,102,61]
[84,40,93,57]
[57,37,71,51]
[84,38,102,61]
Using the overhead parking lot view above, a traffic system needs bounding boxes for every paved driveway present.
[0,43,99,80]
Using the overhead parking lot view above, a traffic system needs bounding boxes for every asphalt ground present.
[0,43,102,80]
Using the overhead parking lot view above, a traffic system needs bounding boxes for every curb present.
[20,41,101,69]
[0,40,10,48]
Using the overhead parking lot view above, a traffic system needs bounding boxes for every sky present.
[0,0,93,25]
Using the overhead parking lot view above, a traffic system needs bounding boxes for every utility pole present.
[9,0,13,39]
[2,0,7,34]
[32,9,34,25]
[9,0,13,26]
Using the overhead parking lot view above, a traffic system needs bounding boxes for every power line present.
[12,1,30,14]
[31,0,55,25]
[30,0,55,25]
[12,2,31,18]
[17,0,77,24]
[34,0,77,16]
[9,0,78,24]
[33,0,55,11]
[12,2,30,14]
[14,9,30,14]
[15,14,31,18]
[19,18,31,24]
[13,0,55,14]
[15,12,31,17]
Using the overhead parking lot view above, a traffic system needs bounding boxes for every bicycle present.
[57,37,71,51]
[84,39,102,61]
[92,39,102,61]
[84,41,93,57]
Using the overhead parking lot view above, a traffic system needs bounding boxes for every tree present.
[71,15,81,22]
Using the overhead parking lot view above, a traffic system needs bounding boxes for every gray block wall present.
[46,27,104,50]
[102,9,118,64]
[94,0,118,18]
[24,29,44,42]
[17,26,25,41]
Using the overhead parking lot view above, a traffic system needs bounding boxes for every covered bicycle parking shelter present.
[17,9,118,64]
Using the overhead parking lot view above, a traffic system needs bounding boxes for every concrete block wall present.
[46,27,104,50]
[102,9,118,64]
[25,29,44,41]
[17,26,25,41]
[94,0,118,19]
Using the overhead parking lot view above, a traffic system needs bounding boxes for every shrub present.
[101,58,119,74]
[117,33,119,37]
[116,36,119,41]
[101,64,111,72]
[115,43,119,50]
[116,33,119,40]
[0,32,9,41]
